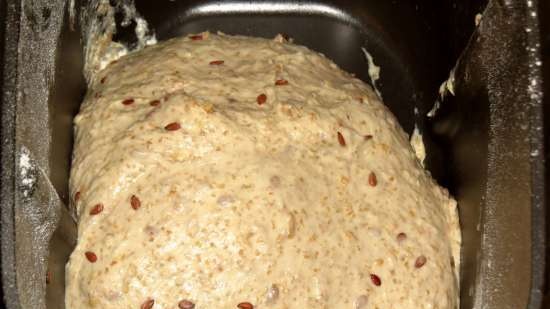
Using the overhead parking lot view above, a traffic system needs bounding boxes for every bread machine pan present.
[0,0,545,308]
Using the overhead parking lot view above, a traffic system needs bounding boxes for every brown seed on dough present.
[89,203,104,215]
[85,251,97,263]
[257,94,267,105]
[189,34,203,41]
[209,60,224,65]
[237,302,254,309]
[141,298,155,309]
[415,255,427,268]
[100,76,107,84]
[149,100,161,107]
[370,274,381,286]
[275,79,288,86]
[131,195,141,210]
[364,134,373,140]
[122,98,135,105]
[165,122,181,131]
[178,300,195,309]
[337,131,346,146]
[74,191,81,202]
[396,232,407,242]
[368,172,377,187]
[46,271,51,284]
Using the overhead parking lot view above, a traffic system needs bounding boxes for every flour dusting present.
[83,0,156,80]
[19,147,36,198]
[410,126,426,167]
[361,47,382,98]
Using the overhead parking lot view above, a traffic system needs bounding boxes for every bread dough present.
[66,32,460,309]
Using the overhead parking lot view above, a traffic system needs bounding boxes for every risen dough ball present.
[66,33,460,309]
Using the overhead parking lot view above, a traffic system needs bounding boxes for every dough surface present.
[66,33,461,309]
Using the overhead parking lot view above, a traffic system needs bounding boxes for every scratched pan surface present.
[0,0,545,309]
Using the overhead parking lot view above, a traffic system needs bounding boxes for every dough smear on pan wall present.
[66,32,461,309]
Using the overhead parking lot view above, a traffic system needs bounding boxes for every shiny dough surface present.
[66,33,461,309]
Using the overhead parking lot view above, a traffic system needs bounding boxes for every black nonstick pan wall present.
[0,0,545,308]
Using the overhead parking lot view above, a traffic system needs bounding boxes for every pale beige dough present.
[66,32,461,309]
